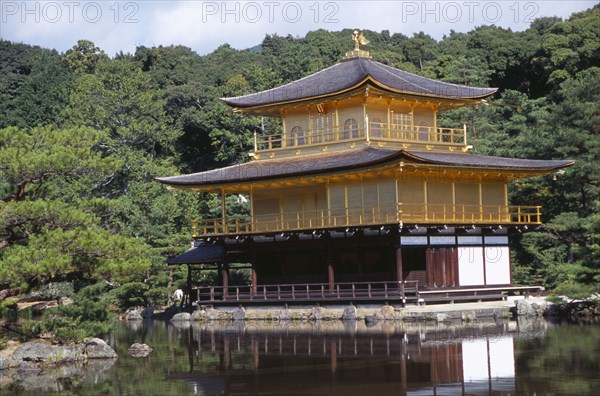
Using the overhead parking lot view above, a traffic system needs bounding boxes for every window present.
[289,126,304,146]
[311,114,333,143]
[343,118,359,139]
[391,112,413,139]
[370,117,383,138]
[392,113,413,129]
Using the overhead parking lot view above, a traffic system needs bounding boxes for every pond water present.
[3,318,600,395]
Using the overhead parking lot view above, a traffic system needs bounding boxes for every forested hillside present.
[1,4,599,321]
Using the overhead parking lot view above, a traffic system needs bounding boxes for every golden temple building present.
[159,39,573,305]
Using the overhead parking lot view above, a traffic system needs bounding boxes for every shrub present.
[40,282,114,343]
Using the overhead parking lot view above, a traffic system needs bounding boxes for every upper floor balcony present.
[253,121,469,158]
[191,203,541,238]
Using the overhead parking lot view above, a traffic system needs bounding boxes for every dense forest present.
[0,5,598,338]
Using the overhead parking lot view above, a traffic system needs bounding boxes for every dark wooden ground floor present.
[170,226,541,306]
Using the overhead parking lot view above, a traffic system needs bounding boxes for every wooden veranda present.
[192,281,543,307]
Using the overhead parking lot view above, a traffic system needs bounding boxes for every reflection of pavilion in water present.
[168,320,544,395]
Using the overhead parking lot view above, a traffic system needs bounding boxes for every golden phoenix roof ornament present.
[345,30,372,60]
[352,30,370,50]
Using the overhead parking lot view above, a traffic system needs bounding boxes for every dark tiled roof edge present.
[166,243,224,264]
[222,57,498,107]
[156,148,574,187]
[157,148,401,186]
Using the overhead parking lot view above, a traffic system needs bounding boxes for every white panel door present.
[484,246,511,285]
[458,247,485,286]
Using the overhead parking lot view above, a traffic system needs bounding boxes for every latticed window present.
[289,126,304,146]
[392,113,413,129]
[311,113,334,143]
[343,118,359,139]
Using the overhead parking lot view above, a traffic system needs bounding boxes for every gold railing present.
[370,122,466,145]
[191,204,541,237]
[255,127,366,151]
[254,123,466,152]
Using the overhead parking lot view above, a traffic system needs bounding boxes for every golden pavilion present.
[159,38,573,305]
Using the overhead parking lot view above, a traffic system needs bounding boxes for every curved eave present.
[223,76,498,112]
[156,149,403,189]
[156,149,575,191]
[403,151,575,173]
[221,57,498,110]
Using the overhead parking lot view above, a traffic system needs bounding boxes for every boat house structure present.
[158,40,573,305]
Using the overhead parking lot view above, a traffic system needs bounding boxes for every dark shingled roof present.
[166,243,224,265]
[156,148,574,187]
[223,57,498,108]
[403,151,575,170]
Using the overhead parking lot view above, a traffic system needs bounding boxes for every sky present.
[0,0,597,55]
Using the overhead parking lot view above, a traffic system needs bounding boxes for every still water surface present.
[7,318,600,395]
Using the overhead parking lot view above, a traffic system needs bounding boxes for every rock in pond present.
[141,306,154,319]
[342,305,357,321]
[376,304,397,320]
[309,306,324,320]
[191,308,207,321]
[278,308,291,321]
[84,338,118,359]
[128,343,153,358]
[171,312,191,321]
[232,306,246,321]
[126,311,143,321]
[436,313,450,323]
[515,299,532,316]
[461,311,476,322]
[12,342,84,364]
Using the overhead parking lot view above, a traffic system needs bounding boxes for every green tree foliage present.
[38,282,115,343]
[1,4,599,314]
[515,70,600,294]
[0,126,152,290]
[0,41,72,128]
[63,39,108,74]
[62,48,200,306]
[64,60,179,162]
[533,6,600,87]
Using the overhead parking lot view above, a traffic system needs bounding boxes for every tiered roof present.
[157,148,573,189]
[223,56,498,109]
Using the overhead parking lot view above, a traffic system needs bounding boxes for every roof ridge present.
[368,59,436,94]
[371,59,497,92]
[221,61,343,102]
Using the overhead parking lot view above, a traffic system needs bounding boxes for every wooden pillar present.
[395,246,403,283]
[328,263,335,292]
[327,235,335,291]
[387,100,391,138]
[221,263,229,299]
[334,101,339,141]
[250,186,254,230]
[281,109,287,147]
[433,106,438,142]
[221,188,227,233]
[251,243,257,295]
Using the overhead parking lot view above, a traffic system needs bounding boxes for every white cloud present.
[0,0,597,55]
